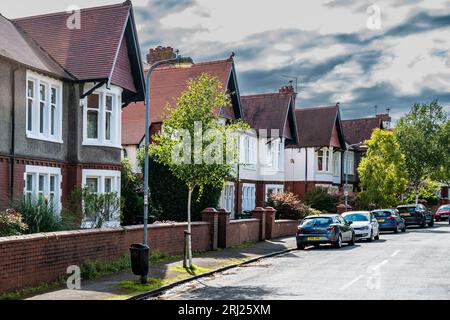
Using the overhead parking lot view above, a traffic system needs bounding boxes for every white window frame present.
[242,183,256,213]
[333,151,340,177]
[242,134,257,170]
[81,169,121,227]
[23,165,62,214]
[82,84,122,148]
[265,184,284,202]
[317,147,332,173]
[220,182,235,217]
[344,151,355,175]
[26,70,63,143]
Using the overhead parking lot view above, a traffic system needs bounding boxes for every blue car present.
[371,209,406,233]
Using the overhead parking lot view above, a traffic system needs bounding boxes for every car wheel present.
[334,234,343,248]
[393,224,399,234]
[428,219,434,227]
[402,224,406,232]
[368,230,374,242]
[375,231,380,240]
[297,243,305,250]
[349,233,355,246]
[420,220,427,228]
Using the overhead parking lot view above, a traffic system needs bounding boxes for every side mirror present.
[347,221,353,225]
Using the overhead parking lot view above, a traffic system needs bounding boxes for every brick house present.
[234,86,298,215]
[122,46,243,173]
[0,1,145,226]
[341,114,391,191]
[284,104,347,198]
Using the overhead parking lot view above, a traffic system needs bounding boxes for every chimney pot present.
[278,85,294,94]
[146,46,176,65]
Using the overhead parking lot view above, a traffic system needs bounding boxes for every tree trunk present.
[185,187,194,268]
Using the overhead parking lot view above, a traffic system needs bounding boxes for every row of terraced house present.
[1,2,446,226]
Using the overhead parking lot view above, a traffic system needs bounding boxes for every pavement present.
[158,221,450,300]
[26,236,296,300]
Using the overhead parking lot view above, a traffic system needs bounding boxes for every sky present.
[2,0,450,121]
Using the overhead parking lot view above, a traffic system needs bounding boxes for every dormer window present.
[26,70,63,143]
[82,84,122,148]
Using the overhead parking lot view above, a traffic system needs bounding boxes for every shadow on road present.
[176,284,280,300]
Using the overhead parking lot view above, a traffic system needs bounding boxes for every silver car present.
[342,211,380,241]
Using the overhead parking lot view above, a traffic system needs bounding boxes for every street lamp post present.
[131,54,192,284]
[344,141,365,212]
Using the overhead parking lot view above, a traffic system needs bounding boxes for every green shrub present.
[11,197,65,233]
[304,187,340,213]
[139,155,222,222]
[0,209,28,236]
[266,192,320,220]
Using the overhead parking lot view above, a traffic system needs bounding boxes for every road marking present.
[339,274,364,291]
[390,250,400,257]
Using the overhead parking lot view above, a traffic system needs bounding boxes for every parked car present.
[372,209,406,233]
[435,204,450,222]
[396,204,434,228]
[296,214,355,250]
[342,211,380,241]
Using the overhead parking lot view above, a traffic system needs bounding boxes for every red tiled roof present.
[292,105,345,148]
[0,14,70,79]
[122,102,146,145]
[149,59,234,123]
[122,59,235,145]
[341,114,389,145]
[12,1,138,93]
[241,93,296,140]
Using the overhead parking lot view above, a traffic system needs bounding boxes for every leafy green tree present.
[395,100,448,204]
[148,74,248,267]
[358,128,408,208]
[435,120,450,186]
[405,179,440,205]
[304,187,339,212]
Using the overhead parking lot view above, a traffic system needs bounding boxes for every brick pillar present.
[218,209,231,248]
[201,208,218,250]
[264,207,276,239]
[251,207,266,240]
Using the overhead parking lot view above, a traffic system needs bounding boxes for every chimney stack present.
[146,46,176,65]
[278,85,295,94]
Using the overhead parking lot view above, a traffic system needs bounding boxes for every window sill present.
[82,140,122,149]
[26,133,63,144]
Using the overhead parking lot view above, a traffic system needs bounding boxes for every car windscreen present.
[397,207,416,213]
[438,205,450,211]
[373,211,392,218]
[343,213,369,222]
[301,217,333,228]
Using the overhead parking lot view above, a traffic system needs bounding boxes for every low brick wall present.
[228,219,260,247]
[272,219,299,238]
[0,222,211,293]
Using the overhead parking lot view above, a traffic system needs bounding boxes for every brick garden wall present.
[0,222,211,293]
[0,207,298,294]
[228,219,260,247]
[272,220,299,238]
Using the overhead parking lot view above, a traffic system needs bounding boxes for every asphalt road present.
[157,221,450,300]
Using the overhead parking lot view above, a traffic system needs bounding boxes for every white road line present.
[390,250,400,257]
[339,274,364,291]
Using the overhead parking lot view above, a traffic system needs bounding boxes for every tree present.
[149,74,248,268]
[395,100,448,204]
[435,120,450,186]
[358,128,408,208]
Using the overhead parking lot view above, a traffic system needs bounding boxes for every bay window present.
[265,184,284,201]
[242,183,256,213]
[26,70,62,142]
[220,183,235,216]
[317,148,331,172]
[82,84,122,147]
[81,169,121,227]
[24,165,62,212]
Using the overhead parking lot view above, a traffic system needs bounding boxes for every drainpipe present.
[9,65,19,201]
